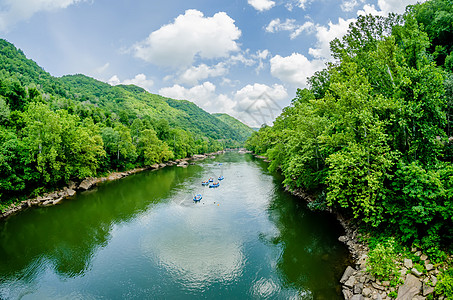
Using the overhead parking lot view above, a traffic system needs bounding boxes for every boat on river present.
[201,181,209,186]
[193,194,202,201]
[218,176,224,181]
[208,177,214,182]
[209,182,220,188]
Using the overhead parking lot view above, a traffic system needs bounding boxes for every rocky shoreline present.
[254,153,446,300]
[0,151,225,220]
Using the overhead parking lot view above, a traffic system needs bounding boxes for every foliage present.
[245,0,453,249]
[366,238,399,281]
[435,268,453,299]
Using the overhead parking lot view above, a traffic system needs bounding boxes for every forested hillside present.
[0,39,252,208]
[246,0,453,265]
[213,113,255,143]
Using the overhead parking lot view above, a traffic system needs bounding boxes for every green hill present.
[0,38,253,204]
[213,113,255,142]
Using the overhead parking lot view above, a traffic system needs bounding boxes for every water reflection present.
[0,166,197,282]
[0,153,350,299]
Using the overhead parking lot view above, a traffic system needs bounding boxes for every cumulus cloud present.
[341,0,365,12]
[176,63,228,86]
[234,83,288,127]
[309,17,354,60]
[108,74,154,91]
[358,0,424,16]
[265,18,314,39]
[159,82,236,115]
[270,53,325,88]
[132,9,241,68]
[0,0,87,32]
[248,0,275,11]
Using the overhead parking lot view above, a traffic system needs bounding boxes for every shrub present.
[366,238,399,280]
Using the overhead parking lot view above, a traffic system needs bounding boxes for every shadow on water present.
[0,165,201,281]
[252,156,352,299]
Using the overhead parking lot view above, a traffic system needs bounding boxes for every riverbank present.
[0,151,225,220]
[253,153,448,300]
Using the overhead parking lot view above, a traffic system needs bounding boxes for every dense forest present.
[0,39,253,209]
[246,0,453,288]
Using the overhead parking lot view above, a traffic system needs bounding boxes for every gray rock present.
[411,267,423,277]
[339,235,347,243]
[351,295,364,300]
[150,164,159,170]
[425,263,434,271]
[344,276,356,288]
[397,274,422,300]
[53,197,63,204]
[341,266,356,283]
[414,251,422,257]
[431,275,438,286]
[354,283,364,294]
[382,281,390,287]
[67,189,76,197]
[420,254,428,261]
[42,200,53,206]
[362,287,372,297]
[404,258,413,269]
[159,163,166,168]
[422,282,435,296]
[79,178,94,190]
[371,282,385,291]
[343,289,353,299]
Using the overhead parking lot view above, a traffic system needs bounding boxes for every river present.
[0,152,350,299]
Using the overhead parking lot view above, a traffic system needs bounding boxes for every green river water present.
[0,152,350,299]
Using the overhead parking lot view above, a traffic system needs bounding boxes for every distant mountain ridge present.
[0,38,253,143]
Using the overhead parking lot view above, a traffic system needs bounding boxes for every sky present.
[0,0,422,127]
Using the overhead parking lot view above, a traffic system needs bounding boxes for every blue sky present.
[0,0,421,126]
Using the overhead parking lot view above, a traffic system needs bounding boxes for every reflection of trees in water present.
[0,165,197,282]
[265,184,351,299]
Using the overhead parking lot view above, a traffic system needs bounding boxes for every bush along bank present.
[253,153,453,299]
[0,151,225,220]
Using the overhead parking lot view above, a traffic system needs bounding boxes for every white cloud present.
[309,17,354,60]
[265,18,314,39]
[0,0,87,32]
[270,53,325,87]
[159,82,236,115]
[132,9,241,68]
[93,62,110,74]
[296,0,313,10]
[358,0,424,16]
[234,83,288,127]
[176,63,228,86]
[108,74,154,91]
[341,0,365,12]
[248,0,275,11]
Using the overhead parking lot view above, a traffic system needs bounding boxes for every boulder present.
[341,266,356,283]
[420,254,428,261]
[150,164,160,170]
[422,282,435,296]
[67,189,76,197]
[351,295,364,300]
[159,163,166,168]
[397,274,422,300]
[338,235,348,243]
[404,258,413,269]
[411,268,423,277]
[425,263,434,271]
[362,287,372,297]
[344,276,356,288]
[53,197,63,204]
[79,178,95,190]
